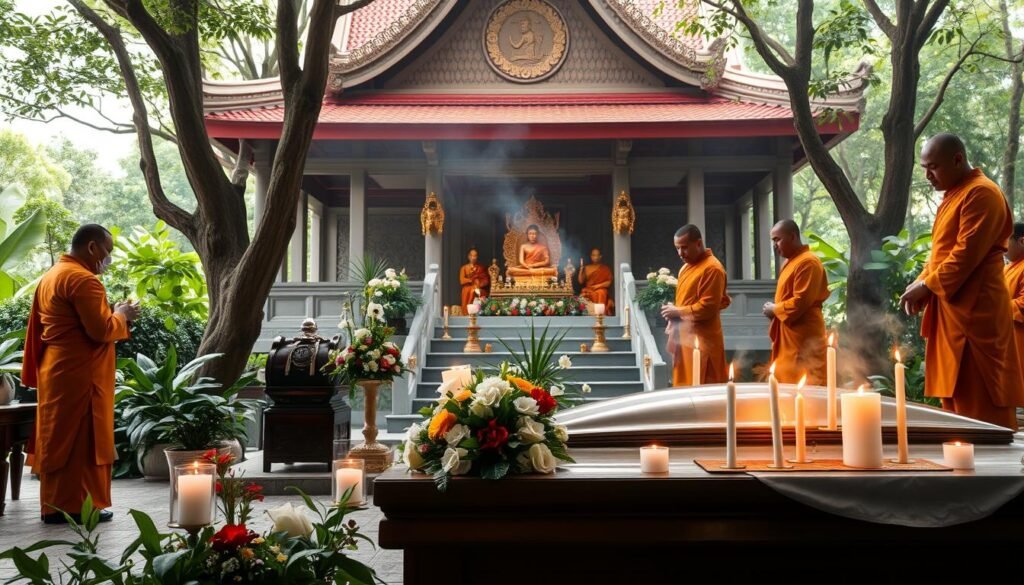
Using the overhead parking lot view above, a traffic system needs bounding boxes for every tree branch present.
[69,0,195,235]
[916,0,952,51]
[863,0,896,40]
[702,0,794,73]
[914,35,984,137]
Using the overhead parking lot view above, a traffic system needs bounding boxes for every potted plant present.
[116,346,263,480]
[355,256,419,335]
[0,331,23,405]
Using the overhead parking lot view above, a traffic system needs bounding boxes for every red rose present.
[530,387,557,415]
[209,524,254,551]
[476,419,509,451]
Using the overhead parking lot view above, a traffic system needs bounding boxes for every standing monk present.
[578,248,614,316]
[459,248,489,312]
[900,134,1024,429]
[661,225,730,386]
[1004,223,1024,382]
[763,220,829,385]
[23,225,139,523]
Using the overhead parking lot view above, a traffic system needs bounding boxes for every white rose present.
[656,274,670,284]
[368,278,382,287]
[404,440,425,470]
[473,384,502,408]
[558,355,572,369]
[266,503,314,538]
[405,422,423,441]
[366,360,379,372]
[553,424,569,443]
[513,396,539,416]
[469,401,493,419]
[517,416,546,444]
[527,443,557,474]
[549,385,564,397]
[477,376,512,399]
[646,272,657,280]
[658,267,671,275]
[441,447,468,473]
[385,268,397,279]
[444,423,470,447]
[390,280,401,289]
[581,383,592,394]
[666,277,678,286]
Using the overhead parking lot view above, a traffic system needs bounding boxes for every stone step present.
[413,379,643,401]
[409,393,619,415]
[423,351,637,367]
[418,365,642,383]
[429,337,632,352]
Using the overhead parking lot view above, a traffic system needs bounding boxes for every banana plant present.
[0,185,47,299]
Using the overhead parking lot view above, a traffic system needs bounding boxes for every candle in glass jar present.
[640,445,669,473]
[793,374,809,463]
[943,441,974,470]
[176,465,213,526]
[335,465,364,505]
[692,337,702,386]
[894,349,909,463]
[767,363,786,468]
[826,333,837,430]
[594,303,606,316]
[841,385,883,468]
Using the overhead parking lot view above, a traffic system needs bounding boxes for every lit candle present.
[443,305,449,328]
[176,463,213,526]
[826,333,837,430]
[894,349,909,464]
[692,337,701,386]
[793,374,809,463]
[594,303,606,316]
[725,363,739,468]
[441,365,474,389]
[640,445,670,473]
[942,441,974,470]
[767,363,786,468]
[841,385,883,468]
[467,303,480,315]
[335,464,364,505]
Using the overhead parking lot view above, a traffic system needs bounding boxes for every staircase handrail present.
[394,264,440,415]
[620,263,669,390]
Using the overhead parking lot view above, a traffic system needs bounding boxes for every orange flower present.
[428,410,457,441]
[453,389,472,402]
[507,376,535,393]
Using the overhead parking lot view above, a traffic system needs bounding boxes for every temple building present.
[201,0,866,349]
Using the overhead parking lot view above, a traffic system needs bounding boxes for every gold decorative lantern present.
[420,191,445,235]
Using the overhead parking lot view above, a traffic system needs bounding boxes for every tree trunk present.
[1000,0,1023,209]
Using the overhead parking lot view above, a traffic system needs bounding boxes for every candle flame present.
[857,383,869,394]
[894,348,902,363]
[694,337,699,351]
[192,461,199,474]
[728,363,735,381]
[828,332,835,347]
[769,362,776,375]
[797,374,807,391]
[955,441,962,447]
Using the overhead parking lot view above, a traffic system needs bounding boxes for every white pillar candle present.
[793,375,808,463]
[176,471,213,526]
[841,385,883,468]
[466,303,480,315]
[335,467,364,505]
[767,363,785,468]
[640,445,670,473]
[691,337,701,386]
[943,441,974,470]
[725,364,739,468]
[594,303,606,316]
[443,306,449,328]
[826,333,837,430]
[441,365,474,389]
[894,350,909,463]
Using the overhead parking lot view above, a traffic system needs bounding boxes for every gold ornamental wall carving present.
[612,190,636,235]
[483,0,569,83]
[420,192,445,235]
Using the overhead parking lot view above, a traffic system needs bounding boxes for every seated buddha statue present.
[507,224,557,279]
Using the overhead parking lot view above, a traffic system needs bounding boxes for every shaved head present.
[921,133,971,191]
[70,223,114,275]
[770,219,803,259]
[1010,222,1024,263]
[71,224,111,252]
[673,224,706,265]
[923,133,967,159]
[674,224,703,241]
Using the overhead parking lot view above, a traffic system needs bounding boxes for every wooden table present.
[375,445,1024,584]
[0,403,34,516]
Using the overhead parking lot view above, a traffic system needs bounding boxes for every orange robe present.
[508,244,555,276]
[669,250,731,386]
[1005,259,1024,383]
[23,255,130,514]
[579,263,614,316]
[459,263,490,312]
[769,246,829,385]
[919,169,1024,429]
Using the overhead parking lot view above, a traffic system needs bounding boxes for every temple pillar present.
[739,195,753,280]
[687,167,706,236]
[773,139,794,223]
[325,208,339,282]
[724,205,737,279]
[289,192,308,283]
[611,154,631,297]
[348,170,367,279]
[309,197,323,282]
[252,144,271,231]
[753,182,773,279]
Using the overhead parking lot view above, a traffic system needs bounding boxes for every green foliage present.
[0,332,24,393]
[496,322,569,390]
[116,348,262,459]
[0,295,32,338]
[14,195,78,267]
[0,129,70,199]
[635,268,677,312]
[115,305,206,366]
[0,185,48,299]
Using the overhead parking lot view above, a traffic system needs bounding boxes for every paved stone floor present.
[0,468,403,583]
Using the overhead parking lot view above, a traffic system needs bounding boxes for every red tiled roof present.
[204,92,858,140]
[345,0,418,52]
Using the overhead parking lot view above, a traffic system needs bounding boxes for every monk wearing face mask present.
[22,224,140,524]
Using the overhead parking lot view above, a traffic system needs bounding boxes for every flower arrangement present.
[366,266,419,320]
[636,267,678,311]
[402,325,577,491]
[478,295,587,317]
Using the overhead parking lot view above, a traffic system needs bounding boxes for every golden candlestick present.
[464,313,482,353]
[621,306,632,339]
[591,314,609,352]
[441,306,452,340]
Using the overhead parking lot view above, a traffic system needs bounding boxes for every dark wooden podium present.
[0,403,34,516]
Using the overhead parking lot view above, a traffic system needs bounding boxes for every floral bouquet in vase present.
[402,324,578,491]
[636,267,678,312]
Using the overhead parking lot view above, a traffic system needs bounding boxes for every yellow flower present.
[270,545,280,554]
[240,547,254,560]
[276,553,288,563]
[428,409,457,441]
[453,389,472,402]
[507,376,534,393]
[251,537,265,545]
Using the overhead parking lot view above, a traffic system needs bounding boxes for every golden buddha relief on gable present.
[484,0,569,83]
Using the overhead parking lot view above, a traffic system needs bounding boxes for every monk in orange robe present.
[1005,223,1024,380]
[661,225,731,386]
[578,248,614,316]
[459,248,490,312]
[901,133,1024,429]
[22,224,138,523]
[763,220,829,385]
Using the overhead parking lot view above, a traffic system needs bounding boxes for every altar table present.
[0,403,33,516]
[375,443,1024,584]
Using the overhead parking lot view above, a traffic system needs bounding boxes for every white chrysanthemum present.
[389,280,401,289]
[367,278,383,288]
[553,424,569,443]
[558,355,572,369]
[646,272,657,280]
[658,267,671,275]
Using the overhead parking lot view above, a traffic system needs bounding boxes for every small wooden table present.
[0,403,34,516]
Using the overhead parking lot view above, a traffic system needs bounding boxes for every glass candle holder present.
[170,462,216,529]
[333,458,366,506]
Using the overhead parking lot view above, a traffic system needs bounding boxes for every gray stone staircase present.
[385,316,644,434]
